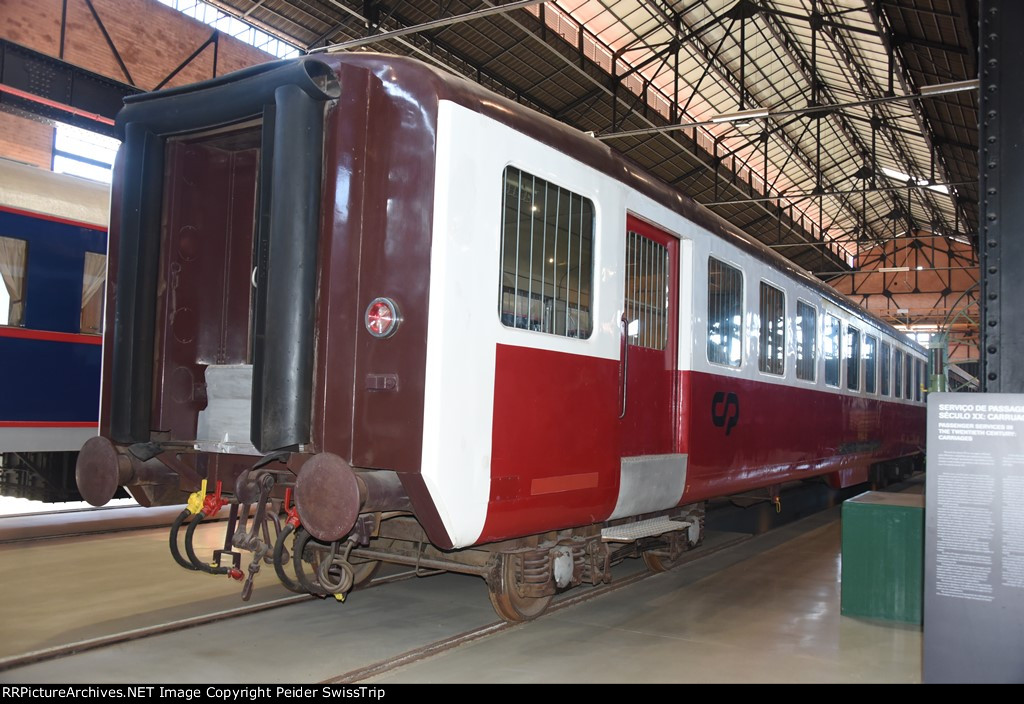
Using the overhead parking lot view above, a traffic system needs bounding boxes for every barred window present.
[846,326,861,391]
[499,167,594,338]
[707,258,743,367]
[824,314,841,387]
[864,335,877,394]
[916,359,925,401]
[796,300,816,381]
[624,232,669,350]
[880,342,891,396]
[758,282,785,375]
[0,236,27,327]
[893,349,903,398]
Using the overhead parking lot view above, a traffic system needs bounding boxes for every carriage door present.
[620,215,678,457]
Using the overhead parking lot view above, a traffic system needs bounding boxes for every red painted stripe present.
[0,84,116,126]
[0,327,102,345]
[0,204,107,232]
[530,472,600,495]
[0,421,96,428]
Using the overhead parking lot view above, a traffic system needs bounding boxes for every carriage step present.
[601,516,691,542]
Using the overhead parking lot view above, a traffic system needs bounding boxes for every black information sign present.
[925,393,1024,683]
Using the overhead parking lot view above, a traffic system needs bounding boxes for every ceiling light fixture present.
[709,107,770,123]
[918,79,979,97]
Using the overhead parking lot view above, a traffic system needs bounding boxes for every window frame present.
[795,299,816,383]
[498,165,596,340]
[824,313,842,388]
[864,334,877,395]
[846,325,861,391]
[706,256,745,369]
[904,353,914,400]
[758,280,786,376]
[880,341,891,396]
[0,235,29,328]
[624,230,670,351]
[80,250,106,335]
[893,348,904,398]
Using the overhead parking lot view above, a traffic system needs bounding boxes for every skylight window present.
[51,2,301,183]
[157,0,300,58]
[52,123,120,183]
[880,166,950,195]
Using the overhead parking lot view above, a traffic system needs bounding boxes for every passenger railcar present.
[75,54,926,620]
[0,159,108,502]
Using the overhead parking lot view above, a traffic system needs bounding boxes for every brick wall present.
[0,111,53,168]
[0,0,280,168]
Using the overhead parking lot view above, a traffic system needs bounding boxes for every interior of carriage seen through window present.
[824,314,842,387]
[796,300,816,382]
[707,257,743,367]
[846,326,861,391]
[865,335,878,394]
[881,341,892,396]
[624,231,669,350]
[758,281,785,375]
[499,166,594,339]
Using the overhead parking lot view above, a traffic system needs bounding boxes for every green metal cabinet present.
[841,491,924,624]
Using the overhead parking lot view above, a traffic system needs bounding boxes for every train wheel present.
[486,553,553,622]
[642,549,683,573]
[642,520,701,573]
[349,536,397,589]
[349,556,381,589]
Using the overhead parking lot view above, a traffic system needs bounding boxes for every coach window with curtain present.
[0,236,27,327]
[81,251,105,334]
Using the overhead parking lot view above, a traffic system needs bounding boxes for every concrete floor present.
[373,516,922,683]
[0,504,921,683]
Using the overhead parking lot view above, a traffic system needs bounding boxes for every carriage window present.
[499,167,594,338]
[917,359,925,401]
[81,252,105,334]
[824,314,841,387]
[905,353,914,400]
[864,335,877,394]
[796,300,816,381]
[707,258,743,367]
[846,326,860,391]
[893,349,903,398]
[625,232,668,350]
[0,236,27,327]
[880,341,891,396]
[758,282,785,375]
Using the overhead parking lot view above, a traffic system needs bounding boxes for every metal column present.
[980,0,1024,392]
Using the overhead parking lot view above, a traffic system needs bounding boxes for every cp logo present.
[711,391,740,436]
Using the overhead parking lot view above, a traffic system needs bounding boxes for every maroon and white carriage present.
[76,53,925,621]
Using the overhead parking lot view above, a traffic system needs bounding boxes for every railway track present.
[0,529,751,677]
[0,477,907,679]
[322,531,752,684]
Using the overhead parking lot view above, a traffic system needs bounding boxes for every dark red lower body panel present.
[480,344,620,543]
[682,371,924,502]
[481,345,926,543]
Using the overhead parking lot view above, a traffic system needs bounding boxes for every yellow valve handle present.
[333,593,346,603]
[186,479,208,515]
